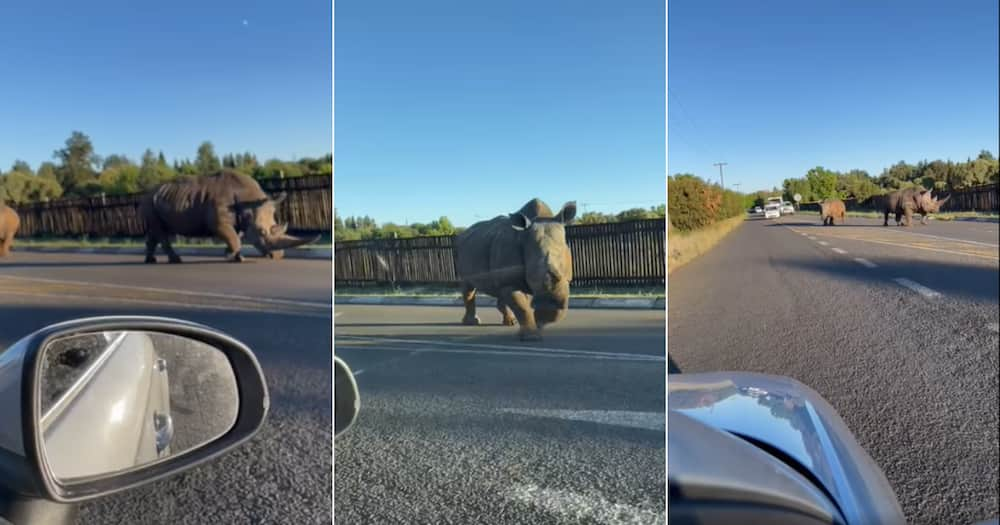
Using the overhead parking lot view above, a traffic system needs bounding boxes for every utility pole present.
[713,162,728,189]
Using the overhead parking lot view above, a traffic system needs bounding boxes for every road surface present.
[669,214,999,525]
[334,304,666,524]
[0,251,332,524]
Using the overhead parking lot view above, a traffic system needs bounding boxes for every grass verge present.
[667,215,745,274]
[839,210,998,221]
[336,284,664,300]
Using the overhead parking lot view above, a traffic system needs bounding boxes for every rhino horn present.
[270,222,289,236]
[271,192,287,205]
[266,232,319,251]
[937,194,950,205]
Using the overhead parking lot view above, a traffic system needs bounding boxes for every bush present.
[668,174,740,232]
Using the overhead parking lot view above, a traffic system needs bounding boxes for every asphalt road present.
[669,214,999,525]
[0,251,332,524]
[334,304,666,524]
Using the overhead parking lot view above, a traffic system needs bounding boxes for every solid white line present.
[500,409,665,432]
[335,343,662,363]
[0,275,331,309]
[853,258,878,268]
[506,484,665,525]
[337,335,664,361]
[893,278,941,298]
[883,229,1000,248]
[3,290,332,318]
[831,248,847,254]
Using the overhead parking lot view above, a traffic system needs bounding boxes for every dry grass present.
[667,215,745,274]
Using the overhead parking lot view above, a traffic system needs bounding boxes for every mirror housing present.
[334,357,359,437]
[0,316,269,504]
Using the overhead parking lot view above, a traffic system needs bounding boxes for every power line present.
[714,162,728,189]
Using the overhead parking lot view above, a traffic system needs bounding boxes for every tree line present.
[0,131,333,205]
[777,150,999,205]
[335,204,667,241]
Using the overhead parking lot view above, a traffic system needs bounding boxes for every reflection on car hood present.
[669,371,905,525]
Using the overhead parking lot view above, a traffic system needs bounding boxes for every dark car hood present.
[669,371,905,525]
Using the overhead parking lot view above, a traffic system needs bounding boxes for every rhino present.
[454,198,576,341]
[140,170,317,263]
[819,199,846,226]
[0,203,20,258]
[883,188,950,227]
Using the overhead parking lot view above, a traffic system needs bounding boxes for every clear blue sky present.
[0,0,331,171]
[668,0,999,193]
[335,0,665,227]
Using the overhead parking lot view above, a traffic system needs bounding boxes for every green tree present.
[52,131,100,195]
[805,166,839,200]
[195,141,221,175]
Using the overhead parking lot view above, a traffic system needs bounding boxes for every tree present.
[53,131,100,195]
[805,166,839,200]
[195,141,221,175]
[783,178,812,203]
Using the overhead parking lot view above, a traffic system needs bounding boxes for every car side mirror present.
[0,316,269,505]
[334,356,359,437]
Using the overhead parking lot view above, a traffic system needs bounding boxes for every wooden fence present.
[335,218,666,287]
[13,175,332,237]
[798,183,999,213]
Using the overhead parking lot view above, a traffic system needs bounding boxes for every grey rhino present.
[140,169,317,263]
[454,198,576,341]
[0,203,20,258]
[883,187,950,227]
[819,199,846,226]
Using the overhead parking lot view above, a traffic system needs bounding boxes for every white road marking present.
[818,241,829,246]
[831,247,847,254]
[853,258,878,268]
[883,229,1000,248]
[3,290,332,318]
[337,335,664,362]
[335,312,343,318]
[500,409,665,432]
[336,343,661,363]
[0,275,331,310]
[506,484,665,525]
[807,236,817,241]
[352,369,366,376]
[893,278,941,298]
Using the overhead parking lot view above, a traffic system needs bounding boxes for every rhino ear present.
[557,201,577,224]
[510,213,532,231]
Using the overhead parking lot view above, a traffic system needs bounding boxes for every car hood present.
[669,371,905,525]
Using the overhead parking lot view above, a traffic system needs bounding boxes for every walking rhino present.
[819,199,846,226]
[454,198,577,341]
[140,170,317,263]
[883,188,950,227]
[0,203,20,258]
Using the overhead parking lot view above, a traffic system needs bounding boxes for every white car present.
[780,203,795,215]
[764,204,781,219]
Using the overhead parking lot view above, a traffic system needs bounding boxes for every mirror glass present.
[37,331,239,483]
[334,357,359,436]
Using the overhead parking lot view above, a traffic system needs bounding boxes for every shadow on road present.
[337,322,474,327]
[774,257,999,303]
[668,355,682,374]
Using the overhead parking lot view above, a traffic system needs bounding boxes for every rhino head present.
[511,202,577,326]
[235,193,318,258]
[919,190,950,213]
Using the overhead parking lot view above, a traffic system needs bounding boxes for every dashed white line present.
[893,278,941,298]
[853,258,878,268]
[818,241,829,246]
[807,236,817,241]
[831,248,847,254]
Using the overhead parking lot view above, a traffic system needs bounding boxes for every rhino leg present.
[144,237,158,263]
[883,211,890,226]
[920,214,929,225]
[218,224,244,263]
[902,208,913,227]
[497,298,517,326]
[461,284,480,325]
[504,289,540,341]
